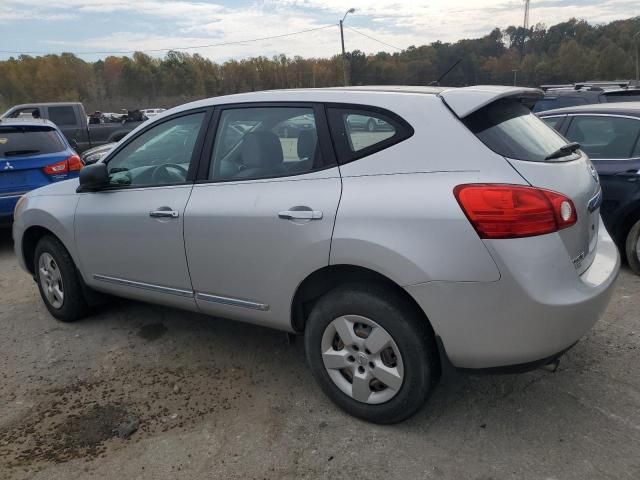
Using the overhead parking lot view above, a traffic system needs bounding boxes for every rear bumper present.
[0,193,25,219]
[406,224,620,369]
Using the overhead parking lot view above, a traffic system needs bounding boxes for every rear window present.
[533,96,589,113]
[48,106,77,125]
[463,99,578,162]
[0,126,65,157]
[603,91,640,103]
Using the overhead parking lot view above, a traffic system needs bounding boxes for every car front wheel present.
[304,284,437,424]
[34,235,88,322]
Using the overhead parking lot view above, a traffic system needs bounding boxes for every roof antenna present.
[429,58,463,86]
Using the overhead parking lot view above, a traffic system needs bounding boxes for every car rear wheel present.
[304,283,437,424]
[625,219,640,275]
[34,235,88,322]
[367,119,376,132]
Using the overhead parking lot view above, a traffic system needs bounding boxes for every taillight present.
[67,154,83,171]
[454,184,577,239]
[43,155,84,175]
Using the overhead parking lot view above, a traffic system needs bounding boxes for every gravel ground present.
[0,228,639,480]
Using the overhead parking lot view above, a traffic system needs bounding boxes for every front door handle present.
[278,209,323,220]
[149,208,179,218]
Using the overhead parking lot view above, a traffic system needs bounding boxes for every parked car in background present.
[2,102,146,153]
[141,108,166,118]
[539,102,640,273]
[81,142,117,165]
[346,113,394,132]
[1,118,82,224]
[533,81,640,112]
[275,113,315,138]
[13,86,619,423]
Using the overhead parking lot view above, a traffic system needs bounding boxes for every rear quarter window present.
[0,126,66,157]
[327,106,413,164]
[463,99,577,162]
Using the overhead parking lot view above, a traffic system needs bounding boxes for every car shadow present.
[0,226,13,254]
[2,223,637,471]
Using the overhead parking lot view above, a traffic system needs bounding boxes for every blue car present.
[0,118,82,224]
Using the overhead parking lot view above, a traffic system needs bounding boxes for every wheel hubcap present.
[321,315,404,404]
[38,252,64,309]
[636,235,640,261]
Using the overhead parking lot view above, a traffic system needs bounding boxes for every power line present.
[344,25,403,51]
[0,24,338,56]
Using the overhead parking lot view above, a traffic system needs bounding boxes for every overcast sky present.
[1,1,638,62]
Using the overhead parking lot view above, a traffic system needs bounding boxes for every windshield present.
[0,126,65,157]
[463,99,579,162]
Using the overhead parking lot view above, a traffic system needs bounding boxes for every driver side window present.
[107,112,205,187]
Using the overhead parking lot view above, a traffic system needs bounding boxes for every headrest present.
[241,131,283,168]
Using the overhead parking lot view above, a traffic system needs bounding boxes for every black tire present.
[304,283,438,424]
[367,119,376,132]
[625,219,640,275]
[34,235,88,322]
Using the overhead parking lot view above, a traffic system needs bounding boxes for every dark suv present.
[539,103,640,273]
[533,81,640,113]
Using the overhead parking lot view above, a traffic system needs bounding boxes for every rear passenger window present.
[209,107,327,181]
[633,136,640,158]
[327,107,413,164]
[48,106,77,126]
[541,116,563,131]
[566,116,640,159]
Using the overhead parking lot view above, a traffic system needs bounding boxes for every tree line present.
[0,17,638,112]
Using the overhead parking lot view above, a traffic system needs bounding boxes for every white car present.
[141,108,166,118]
[13,86,619,423]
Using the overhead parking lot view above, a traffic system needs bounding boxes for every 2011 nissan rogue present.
[12,86,620,423]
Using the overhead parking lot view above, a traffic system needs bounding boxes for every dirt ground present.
[0,228,639,480]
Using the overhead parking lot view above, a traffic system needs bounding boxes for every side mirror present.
[78,163,108,192]
[70,139,79,151]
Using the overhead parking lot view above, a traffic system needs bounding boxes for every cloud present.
[1,0,638,61]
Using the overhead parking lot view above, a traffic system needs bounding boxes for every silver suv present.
[13,86,620,423]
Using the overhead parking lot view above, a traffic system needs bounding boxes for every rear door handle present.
[278,209,323,220]
[149,208,179,218]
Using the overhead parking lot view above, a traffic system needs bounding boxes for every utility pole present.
[340,8,355,87]
[521,0,530,58]
[513,69,518,86]
[635,31,640,82]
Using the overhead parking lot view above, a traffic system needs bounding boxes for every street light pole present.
[340,8,355,87]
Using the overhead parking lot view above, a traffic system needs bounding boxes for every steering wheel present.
[151,163,188,184]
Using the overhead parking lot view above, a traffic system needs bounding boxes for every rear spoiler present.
[438,86,544,118]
